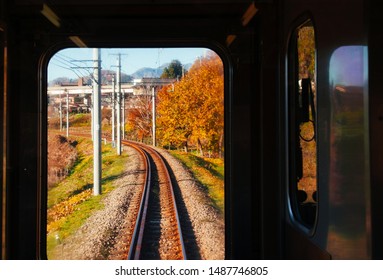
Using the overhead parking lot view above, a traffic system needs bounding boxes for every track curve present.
[124,141,187,260]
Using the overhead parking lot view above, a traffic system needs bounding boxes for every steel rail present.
[123,140,187,260]
[125,141,151,260]
[143,144,187,260]
[57,133,186,259]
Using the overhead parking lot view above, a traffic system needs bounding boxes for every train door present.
[282,0,369,259]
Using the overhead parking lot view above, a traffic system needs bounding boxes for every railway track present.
[54,131,187,259]
[123,140,187,260]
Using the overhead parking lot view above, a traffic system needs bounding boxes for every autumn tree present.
[298,26,315,80]
[157,51,224,157]
[126,94,153,142]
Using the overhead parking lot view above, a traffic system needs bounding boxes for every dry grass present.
[170,151,224,214]
[46,138,129,256]
[48,134,78,188]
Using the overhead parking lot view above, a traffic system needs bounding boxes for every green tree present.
[161,59,183,79]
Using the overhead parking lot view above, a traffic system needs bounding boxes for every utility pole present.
[152,87,156,146]
[110,53,127,153]
[116,54,122,155]
[91,103,93,141]
[70,60,95,140]
[59,91,63,131]
[66,89,69,137]
[112,75,116,145]
[122,90,125,140]
[93,48,102,195]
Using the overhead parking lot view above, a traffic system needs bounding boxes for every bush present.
[48,134,78,188]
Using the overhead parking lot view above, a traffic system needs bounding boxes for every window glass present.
[47,48,225,259]
[327,46,369,259]
[288,20,317,228]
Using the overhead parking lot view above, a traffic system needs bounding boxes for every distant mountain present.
[49,70,133,86]
[131,62,192,79]
[131,63,168,78]
[49,62,193,85]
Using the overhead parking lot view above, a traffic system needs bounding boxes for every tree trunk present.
[219,132,224,158]
[197,138,204,156]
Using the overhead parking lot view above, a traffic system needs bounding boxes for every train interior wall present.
[0,0,281,259]
[1,0,381,260]
[368,0,383,260]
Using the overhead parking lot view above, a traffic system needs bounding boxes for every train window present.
[46,48,225,259]
[287,20,317,229]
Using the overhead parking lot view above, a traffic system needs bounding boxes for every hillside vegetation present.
[48,134,78,188]
[47,137,129,257]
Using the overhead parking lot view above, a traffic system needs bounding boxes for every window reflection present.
[328,46,369,259]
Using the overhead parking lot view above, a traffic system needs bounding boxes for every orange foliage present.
[157,51,224,156]
[126,95,153,142]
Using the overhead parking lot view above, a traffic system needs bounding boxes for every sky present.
[48,47,210,82]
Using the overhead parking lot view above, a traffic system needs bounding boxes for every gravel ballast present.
[52,145,224,260]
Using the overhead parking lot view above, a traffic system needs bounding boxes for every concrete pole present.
[59,91,62,131]
[93,48,102,195]
[152,87,156,146]
[116,54,121,155]
[91,105,93,141]
[122,90,125,140]
[66,89,69,137]
[112,76,115,144]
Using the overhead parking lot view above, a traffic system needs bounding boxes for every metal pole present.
[152,87,156,146]
[93,48,102,195]
[66,89,69,137]
[116,54,121,155]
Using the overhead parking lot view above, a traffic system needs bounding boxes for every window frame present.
[286,16,318,235]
